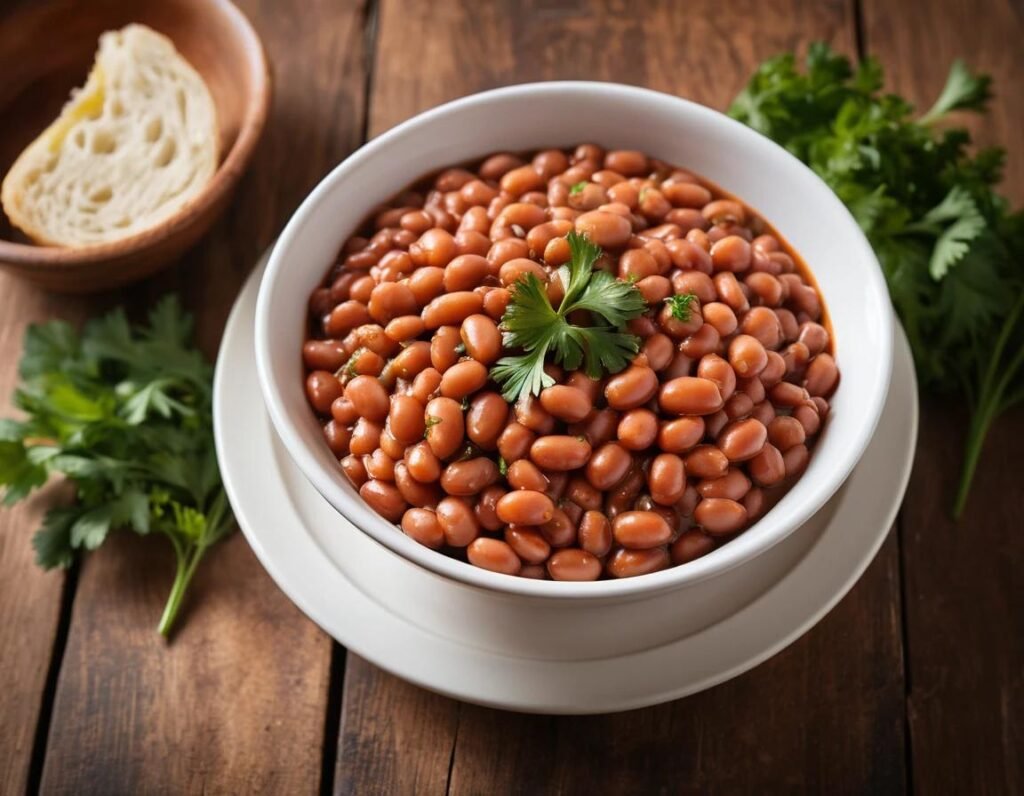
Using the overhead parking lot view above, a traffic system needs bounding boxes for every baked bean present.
[341,454,368,487]
[768,416,806,451]
[540,508,577,548]
[670,530,715,564]
[749,443,785,487]
[547,549,602,581]
[617,409,659,450]
[410,367,442,404]
[505,527,552,564]
[409,228,457,268]
[759,350,786,387]
[798,322,830,356]
[605,365,659,410]
[507,459,549,492]
[575,210,632,249]
[745,272,783,306]
[422,291,485,328]
[402,508,444,549]
[696,354,737,402]
[751,399,776,427]
[769,381,811,408]
[465,392,508,450]
[539,385,592,423]
[705,409,729,439]
[702,302,738,337]
[443,254,490,292]
[475,485,507,530]
[394,462,442,507]
[728,334,768,377]
[440,360,488,399]
[368,282,417,325]
[659,376,723,415]
[515,393,556,434]
[743,487,765,521]
[685,445,729,479]
[658,416,705,453]
[441,458,500,496]
[805,353,839,397]
[605,150,648,176]
[739,376,766,404]
[424,397,464,458]
[344,375,389,421]
[305,371,343,414]
[324,301,370,337]
[793,404,821,436]
[702,199,745,225]
[694,498,747,536]
[783,443,810,478]
[379,428,406,460]
[577,510,612,556]
[385,315,426,343]
[406,441,442,483]
[359,480,407,522]
[479,153,523,181]
[677,324,720,359]
[497,422,536,463]
[649,453,686,505]
[640,334,673,372]
[606,547,670,578]
[741,307,783,350]
[584,442,632,490]
[717,418,768,462]
[613,511,672,549]
[468,538,522,575]
[497,490,555,525]
[436,497,480,546]
[407,266,445,305]
[710,235,752,272]
[303,340,348,371]
[619,248,660,280]
[664,182,712,208]
[698,467,751,501]
[501,165,545,196]
[483,287,511,320]
[391,340,432,379]
[323,421,351,456]
[455,229,491,256]
[357,324,401,357]
[387,394,425,444]
[564,477,600,511]
[531,436,592,471]
[349,418,382,456]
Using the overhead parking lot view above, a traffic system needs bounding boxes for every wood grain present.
[861,2,1024,792]
[0,284,101,795]
[337,1,907,792]
[26,0,370,792]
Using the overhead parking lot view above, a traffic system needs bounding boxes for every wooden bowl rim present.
[0,0,271,271]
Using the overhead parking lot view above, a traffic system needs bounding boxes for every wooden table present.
[2,0,1021,792]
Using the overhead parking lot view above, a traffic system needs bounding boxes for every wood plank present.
[0,285,97,796]
[34,0,370,791]
[861,2,1024,792]
[339,1,907,792]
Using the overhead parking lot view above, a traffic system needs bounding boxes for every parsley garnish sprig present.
[0,297,233,637]
[490,232,647,400]
[730,43,1024,516]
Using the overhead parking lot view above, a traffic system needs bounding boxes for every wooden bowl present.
[0,0,270,293]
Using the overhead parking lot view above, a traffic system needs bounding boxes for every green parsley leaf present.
[730,43,1023,516]
[0,298,233,637]
[664,293,698,322]
[497,456,508,477]
[490,231,647,400]
[569,181,588,196]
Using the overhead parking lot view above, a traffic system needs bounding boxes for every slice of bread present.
[1,24,218,247]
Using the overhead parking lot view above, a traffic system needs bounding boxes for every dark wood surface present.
[0,0,1019,793]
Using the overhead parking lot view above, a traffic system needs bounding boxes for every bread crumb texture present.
[1,24,219,247]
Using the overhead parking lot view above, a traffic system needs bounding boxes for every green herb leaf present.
[490,232,647,400]
[664,293,698,322]
[569,181,588,196]
[730,43,1023,516]
[0,298,233,636]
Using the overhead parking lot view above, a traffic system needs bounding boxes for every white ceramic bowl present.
[255,81,893,602]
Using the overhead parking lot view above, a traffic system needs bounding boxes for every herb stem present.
[157,541,207,638]
[953,293,1024,517]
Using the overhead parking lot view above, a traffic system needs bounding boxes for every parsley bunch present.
[490,231,647,400]
[730,43,1024,516]
[0,297,233,637]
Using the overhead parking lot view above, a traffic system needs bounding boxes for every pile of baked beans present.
[302,145,838,581]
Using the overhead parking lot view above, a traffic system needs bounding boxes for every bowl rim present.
[255,80,894,599]
[0,0,270,268]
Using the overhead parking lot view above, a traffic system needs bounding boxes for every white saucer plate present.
[214,257,918,714]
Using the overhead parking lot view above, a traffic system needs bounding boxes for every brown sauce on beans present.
[302,145,838,580]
